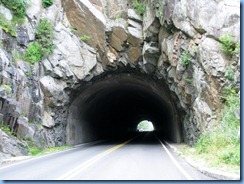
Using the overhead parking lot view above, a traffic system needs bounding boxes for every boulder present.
[199,38,226,78]
[128,9,143,23]
[143,42,160,66]
[62,0,106,51]
[43,111,55,128]
[127,27,143,47]
[40,76,68,107]
[0,6,13,20]
[127,46,142,63]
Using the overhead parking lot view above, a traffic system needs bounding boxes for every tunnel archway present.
[67,69,184,145]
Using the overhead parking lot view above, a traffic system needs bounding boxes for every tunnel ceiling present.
[67,71,183,145]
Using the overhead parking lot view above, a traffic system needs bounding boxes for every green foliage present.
[23,18,54,64]
[28,145,72,156]
[132,0,146,15]
[0,14,17,37]
[180,51,190,67]
[28,146,42,156]
[225,67,234,81]
[137,120,154,132]
[195,87,240,166]
[0,121,11,133]
[35,18,55,56]
[0,83,12,95]
[23,42,43,64]
[219,34,240,58]
[1,0,28,22]
[42,0,53,8]
[80,35,91,43]
[184,77,193,84]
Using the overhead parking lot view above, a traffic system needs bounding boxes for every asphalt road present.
[0,132,214,180]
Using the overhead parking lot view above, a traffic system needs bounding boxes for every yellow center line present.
[56,136,137,180]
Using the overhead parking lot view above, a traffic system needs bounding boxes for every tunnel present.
[66,69,183,145]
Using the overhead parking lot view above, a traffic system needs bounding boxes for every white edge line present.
[0,140,103,170]
[156,136,193,180]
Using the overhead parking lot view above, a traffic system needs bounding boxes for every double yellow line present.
[57,137,136,180]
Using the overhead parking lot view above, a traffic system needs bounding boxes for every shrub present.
[132,0,146,15]
[0,14,17,37]
[23,42,43,64]
[1,0,28,22]
[219,34,240,58]
[225,67,234,81]
[180,50,190,67]
[195,87,240,166]
[80,35,91,43]
[0,84,12,95]
[35,18,55,56]
[23,18,54,64]
[42,0,54,8]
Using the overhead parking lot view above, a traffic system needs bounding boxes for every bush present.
[1,0,27,22]
[0,14,17,37]
[42,0,54,8]
[23,42,43,64]
[35,18,55,56]
[219,34,240,58]
[225,67,234,81]
[132,0,146,15]
[80,35,91,43]
[23,18,54,64]
[180,51,190,67]
[195,87,240,166]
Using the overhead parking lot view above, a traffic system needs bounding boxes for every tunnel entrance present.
[136,120,154,132]
[67,69,183,145]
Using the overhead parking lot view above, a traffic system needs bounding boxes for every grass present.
[132,0,147,15]
[1,0,28,23]
[23,42,43,64]
[23,18,54,64]
[42,0,54,8]
[180,51,190,67]
[219,33,240,59]
[80,35,91,43]
[0,13,17,37]
[184,77,193,84]
[28,145,72,156]
[225,67,234,81]
[0,83,12,95]
[194,87,240,167]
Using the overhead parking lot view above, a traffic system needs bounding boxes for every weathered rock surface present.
[0,0,240,158]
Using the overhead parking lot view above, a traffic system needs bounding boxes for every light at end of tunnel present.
[136,120,154,132]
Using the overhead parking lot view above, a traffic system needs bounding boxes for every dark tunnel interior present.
[67,72,183,145]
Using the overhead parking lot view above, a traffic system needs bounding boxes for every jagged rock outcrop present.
[0,0,240,159]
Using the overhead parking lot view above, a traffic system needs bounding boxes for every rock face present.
[0,0,240,159]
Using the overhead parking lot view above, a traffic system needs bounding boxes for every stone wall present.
[0,0,240,158]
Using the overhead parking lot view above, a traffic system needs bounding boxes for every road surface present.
[0,132,214,180]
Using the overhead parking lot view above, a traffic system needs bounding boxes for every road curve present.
[0,132,214,180]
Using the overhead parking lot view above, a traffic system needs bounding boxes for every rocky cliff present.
[0,0,240,159]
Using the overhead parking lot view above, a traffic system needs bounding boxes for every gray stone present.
[63,0,107,51]
[43,111,55,128]
[128,19,142,30]
[127,46,142,63]
[128,9,143,23]
[127,27,143,47]
[16,116,29,138]
[26,0,42,20]
[0,6,13,20]
[17,27,29,47]
[42,59,53,75]
[199,38,226,78]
